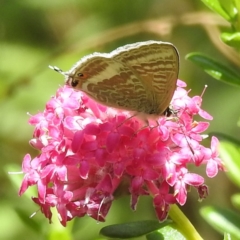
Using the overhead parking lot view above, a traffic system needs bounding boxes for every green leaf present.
[211,132,240,187]
[186,53,240,87]
[221,32,240,48]
[231,194,240,211]
[99,220,172,238]
[201,0,232,22]
[146,231,164,240]
[200,206,240,238]
[155,225,186,240]
[210,133,240,188]
[218,139,240,188]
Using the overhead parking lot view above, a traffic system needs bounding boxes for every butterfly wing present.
[67,54,151,112]
[67,41,179,115]
[112,41,179,115]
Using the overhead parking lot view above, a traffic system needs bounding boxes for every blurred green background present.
[1,0,239,239]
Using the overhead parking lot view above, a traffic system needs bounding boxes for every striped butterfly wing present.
[67,55,151,113]
[112,41,179,115]
[67,41,179,115]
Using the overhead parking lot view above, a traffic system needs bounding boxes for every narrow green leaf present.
[200,206,240,238]
[219,0,238,22]
[99,220,172,238]
[156,225,186,240]
[211,133,240,188]
[231,194,240,211]
[146,231,164,240]
[221,32,240,48]
[218,140,240,188]
[201,0,232,21]
[186,53,240,87]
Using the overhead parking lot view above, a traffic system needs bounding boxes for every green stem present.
[169,204,203,240]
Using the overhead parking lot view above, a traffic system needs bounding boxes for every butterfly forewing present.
[67,41,179,116]
[69,56,149,111]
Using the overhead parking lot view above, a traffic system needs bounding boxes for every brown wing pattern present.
[68,41,179,115]
[113,42,179,115]
[69,56,150,112]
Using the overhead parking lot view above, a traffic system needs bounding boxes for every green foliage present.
[189,1,240,86]
[221,32,240,48]
[200,206,240,239]
[2,0,240,239]
[100,220,171,239]
[186,53,240,87]
[201,0,238,22]
[186,1,240,240]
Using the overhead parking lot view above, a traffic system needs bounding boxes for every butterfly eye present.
[77,72,88,79]
[78,72,85,77]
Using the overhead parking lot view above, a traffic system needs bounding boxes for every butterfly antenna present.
[49,65,67,76]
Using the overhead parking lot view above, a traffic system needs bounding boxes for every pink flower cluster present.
[19,80,224,226]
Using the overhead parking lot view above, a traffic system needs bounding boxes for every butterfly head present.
[49,65,86,89]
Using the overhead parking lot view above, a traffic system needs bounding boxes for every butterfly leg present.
[116,113,138,128]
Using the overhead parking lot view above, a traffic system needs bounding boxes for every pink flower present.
[19,80,224,226]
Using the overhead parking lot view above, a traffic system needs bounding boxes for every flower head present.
[19,80,224,226]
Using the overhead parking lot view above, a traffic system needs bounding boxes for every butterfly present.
[50,40,179,117]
